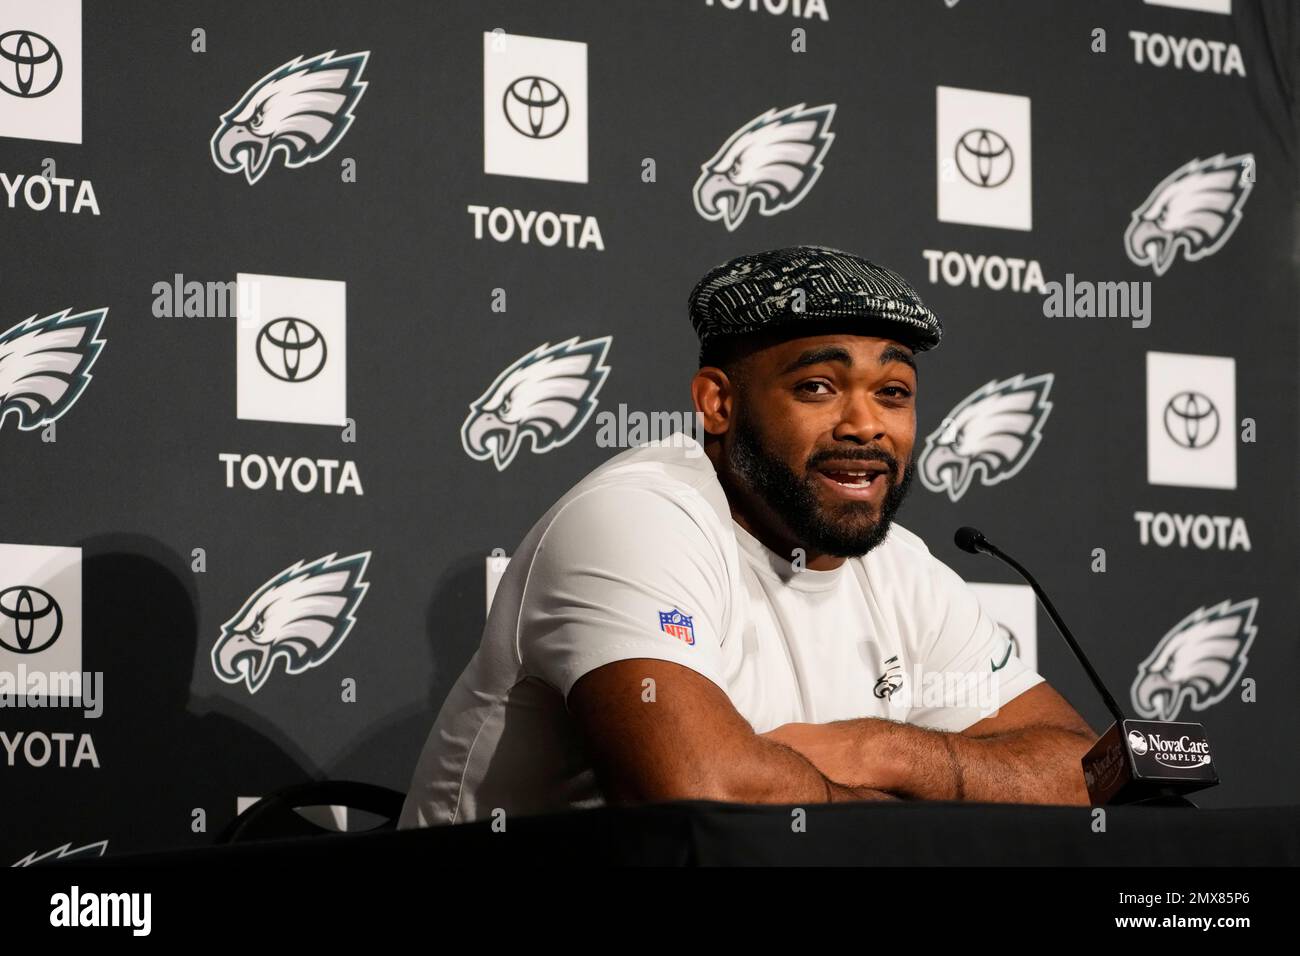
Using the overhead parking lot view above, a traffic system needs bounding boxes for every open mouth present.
[820,468,883,487]
[813,461,891,499]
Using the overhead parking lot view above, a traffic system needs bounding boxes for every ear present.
[691,367,735,436]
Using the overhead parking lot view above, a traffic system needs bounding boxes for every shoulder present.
[863,522,942,576]
[513,444,739,644]
[530,442,735,567]
[861,522,972,604]
[872,521,932,559]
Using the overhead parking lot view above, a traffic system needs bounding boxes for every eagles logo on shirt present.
[873,655,903,699]
[658,608,696,646]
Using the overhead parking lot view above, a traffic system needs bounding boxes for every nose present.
[831,388,887,445]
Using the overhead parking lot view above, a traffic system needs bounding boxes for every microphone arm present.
[956,526,1218,806]
[955,527,1127,727]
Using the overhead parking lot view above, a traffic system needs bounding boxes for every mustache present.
[806,446,902,472]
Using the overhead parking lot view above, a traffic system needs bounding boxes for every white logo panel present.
[936,86,1031,231]
[236,273,347,426]
[1146,351,1235,489]
[1144,0,1230,13]
[0,0,82,143]
[483,32,588,183]
[0,543,81,683]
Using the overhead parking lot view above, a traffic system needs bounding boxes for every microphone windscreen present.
[954,526,984,554]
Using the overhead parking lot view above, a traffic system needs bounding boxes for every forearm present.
[573,658,900,808]
[849,719,1093,805]
[604,733,898,805]
[698,735,900,804]
[824,779,898,803]
[746,737,899,804]
[767,718,1093,805]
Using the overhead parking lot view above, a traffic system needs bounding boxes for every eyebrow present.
[781,344,917,375]
[879,345,917,373]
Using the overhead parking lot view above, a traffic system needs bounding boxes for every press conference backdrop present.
[1,0,1296,863]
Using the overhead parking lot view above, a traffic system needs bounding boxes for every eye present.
[795,380,833,397]
[727,156,743,178]
[880,386,913,400]
[249,109,265,133]
[250,614,264,637]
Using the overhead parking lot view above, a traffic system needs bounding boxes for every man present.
[400,245,1095,827]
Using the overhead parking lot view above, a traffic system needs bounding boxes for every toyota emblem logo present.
[954,128,1014,188]
[503,76,569,139]
[0,585,63,654]
[256,317,328,383]
[0,30,62,98]
[1163,390,1220,449]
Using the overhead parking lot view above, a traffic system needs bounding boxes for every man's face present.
[722,333,918,558]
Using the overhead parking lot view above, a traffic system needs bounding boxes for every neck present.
[705,440,847,572]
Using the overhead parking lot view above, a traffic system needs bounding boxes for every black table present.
[74,800,1300,866]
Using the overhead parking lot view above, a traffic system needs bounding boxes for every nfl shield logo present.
[658,608,695,645]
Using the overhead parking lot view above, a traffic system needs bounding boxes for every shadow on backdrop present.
[6,534,312,863]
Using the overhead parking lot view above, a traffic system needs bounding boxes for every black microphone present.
[955,526,1217,807]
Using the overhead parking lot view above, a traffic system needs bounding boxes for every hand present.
[762,721,878,789]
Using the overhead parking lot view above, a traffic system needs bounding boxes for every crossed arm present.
[567,658,1096,808]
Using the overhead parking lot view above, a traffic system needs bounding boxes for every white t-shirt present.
[399,436,1042,827]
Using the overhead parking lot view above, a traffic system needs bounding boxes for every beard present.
[728,413,914,558]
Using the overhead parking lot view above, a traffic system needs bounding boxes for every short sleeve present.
[903,557,1044,733]
[516,483,730,703]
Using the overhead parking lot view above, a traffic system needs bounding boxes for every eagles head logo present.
[461,336,611,471]
[1132,597,1257,721]
[1125,153,1254,276]
[918,373,1054,502]
[213,552,371,694]
[873,655,903,700]
[693,103,836,231]
[211,50,369,185]
[0,308,107,431]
